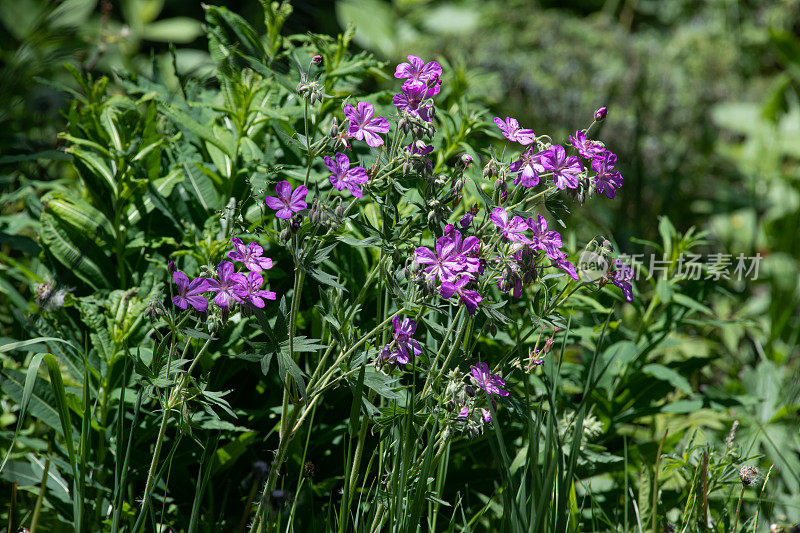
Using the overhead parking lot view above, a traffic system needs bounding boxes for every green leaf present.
[159,102,235,158]
[0,353,45,472]
[40,211,116,290]
[67,146,118,198]
[641,363,692,395]
[655,277,672,304]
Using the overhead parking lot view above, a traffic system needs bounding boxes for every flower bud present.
[460,213,473,228]
[460,153,473,166]
[207,314,222,334]
[594,106,607,121]
[280,227,291,242]
[739,465,759,487]
[168,260,176,274]
[312,55,323,65]
[296,82,304,95]
[291,214,303,231]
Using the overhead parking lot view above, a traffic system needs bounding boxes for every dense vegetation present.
[1,1,799,531]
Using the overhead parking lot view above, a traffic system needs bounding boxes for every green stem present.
[30,444,51,533]
[138,336,214,525]
[732,486,745,533]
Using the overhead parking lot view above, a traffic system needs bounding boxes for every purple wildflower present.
[526,215,562,259]
[550,250,579,281]
[407,142,433,156]
[206,261,242,309]
[592,151,623,199]
[610,258,634,302]
[415,236,463,283]
[393,83,435,122]
[394,55,442,95]
[539,145,583,190]
[344,102,390,148]
[569,130,604,160]
[469,362,509,396]
[451,230,481,274]
[457,406,470,418]
[172,271,209,312]
[265,181,308,219]
[324,152,369,198]
[509,149,544,187]
[440,274,482,315]
[227,238,273,273]
[232,271,276,308]
[376,344,405,367]
[392,316,421,362]
[489,207,531,243]
[481,408,492,423]
[493,117,535,145]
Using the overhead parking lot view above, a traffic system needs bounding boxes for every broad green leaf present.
[40,211,116,290]
[642,363,692,395]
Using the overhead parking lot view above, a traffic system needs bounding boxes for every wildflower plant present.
[1,3,774,532]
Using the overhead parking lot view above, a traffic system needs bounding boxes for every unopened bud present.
[312,55,323,65]
[594,106,607,122]
[280,228,291,242]
[460,153,473,166]
[168,260,176,274]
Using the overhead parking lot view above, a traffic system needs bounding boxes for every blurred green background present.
[2,0,799,527]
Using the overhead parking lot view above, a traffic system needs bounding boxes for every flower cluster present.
[170,237,277,312]
[442,362,509,432]
[414,229,482,314]
[489,208,578,298]
[497,115,624,199]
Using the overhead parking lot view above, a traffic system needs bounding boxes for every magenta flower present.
[450,230,481,274]
[470,362,509,396]
[265,181,308,219]
[206,261,242,309]
[407,142,433,156]
[489,208,530,243]
[610,258,634,302]
[344,102,390,148]
[415,236,463,283]
[592,151,623,199]
[376,344,405,367]
[526,215,562,259]
[493,117,535,145]
[539,145,583,190]
[392,316,422,362]
[393,83,435,122]
[457,406,470,418]
[324,152,369,198]
[550,250,579,281]
[227,238,273,272]
[569,130,604,160]
[481,408,492,423]
[232,271,276,308]
[394,55,442,95]
[509,149,544,187]
[440,274,482,315]
[172,271,209,312]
